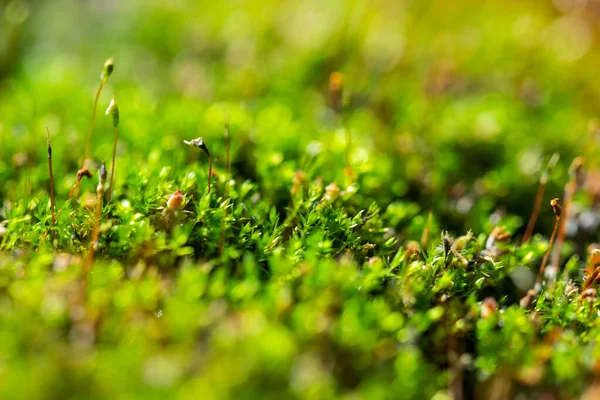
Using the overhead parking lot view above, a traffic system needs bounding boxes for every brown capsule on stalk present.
[550,198,561,218]
[77,168,93,181]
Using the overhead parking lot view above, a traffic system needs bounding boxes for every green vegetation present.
[1,0,600,398]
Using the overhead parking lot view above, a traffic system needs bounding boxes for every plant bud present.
[550,198,561,218]
[99,162,107,184]
[184,137,211,157]
[101,57,114,81]
[77,168,93,181]
[105,97,119,127]
[184,137,204,148]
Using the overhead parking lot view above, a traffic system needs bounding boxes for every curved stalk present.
[535,198,562,289]
[84,162,107,291]
[106,97,120,203]
[46,128,56,242]
[184,137,212,194]
[83,57,114,165]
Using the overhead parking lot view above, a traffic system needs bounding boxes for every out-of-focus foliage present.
[1,0,600,398]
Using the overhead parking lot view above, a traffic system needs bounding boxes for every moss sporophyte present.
[184,137,213,194]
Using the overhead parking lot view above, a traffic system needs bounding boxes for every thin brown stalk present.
[83,57,114,165]
[184,137,212,194]
[84,163,107,290]
[522,153,559,244]
[582,250,600,290]
[83,79,105,164]
[551,157,583,282]
[44,168,93,239]
[535,198,561,288]
[66,172,89,201]
[46,128,56,242]
[522,183,546,244]
[583,266,600,291]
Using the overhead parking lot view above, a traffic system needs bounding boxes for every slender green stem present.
[83,79,105,164]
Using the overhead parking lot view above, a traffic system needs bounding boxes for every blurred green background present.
[1,0,600,236]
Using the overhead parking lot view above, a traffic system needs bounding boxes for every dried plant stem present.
[522,153,559,244]
[46,128,56,242]
[219,117,231,257]
[44,168,94,238]
[535,199,562,289]
[83,79,105,164]
[551,157,583,282]
[108,126,118,202]
[583,266,600,291]
[551,183,574,281]
[84,163,107,290]
[66,178,83,202]
[522,183,546,244]
[86,190,103,269]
